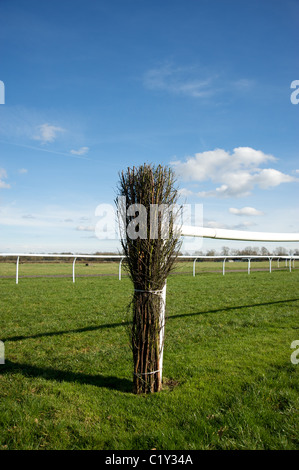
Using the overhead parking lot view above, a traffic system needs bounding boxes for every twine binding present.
[134,369,161,376]
[134,289,164,296]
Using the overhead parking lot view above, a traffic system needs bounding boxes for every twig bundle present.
[117,164,182,393]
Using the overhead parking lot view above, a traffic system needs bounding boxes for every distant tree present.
[273,246,288,256]
[221,246,230,256]
[238,246,258,256]
[260,246,270,256]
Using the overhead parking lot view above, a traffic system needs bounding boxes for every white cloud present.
[172,147,297,198]
[0,205,95,230]
[18,168,28,174]
[229,207,264,216]
[143,62,256,101]
[233,79,255,90]
[0,168,10,189]
[76,225,95,232]
[253,168,294,189]
[178,188,194,197]
[205,219,256,230]
[70,146,89,156]
[143,64,213,98]
[205,220,227,229]
[22,214,36,219]
[33,123,65,144]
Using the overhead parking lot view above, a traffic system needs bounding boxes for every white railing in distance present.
[179,225,299,242]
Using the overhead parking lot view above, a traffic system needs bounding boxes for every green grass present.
[0,268,298,450]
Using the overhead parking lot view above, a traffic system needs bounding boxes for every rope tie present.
[134,289,164,296]
[134,370,160,376]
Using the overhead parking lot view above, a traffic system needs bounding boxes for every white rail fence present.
[0,253,298,284]
[187,255,298,277]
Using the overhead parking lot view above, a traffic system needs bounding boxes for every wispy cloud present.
[229,207,264,216]
[76,225,95,232]
[0,140,90,160]
[0,168,10,189]
[70,146,89,156]
[33,123,65,144]
[143,64,214,98]
[232,79,255,90]
[22,214,36,219]
[18,168,28,174]
[205,219,256,230]
[143,62,255,101]
[0,107,87,159]
[172,147,297,198]
[0,205,96,229]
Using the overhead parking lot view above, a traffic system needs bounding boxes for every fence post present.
[119,257,124,281]
[158,283,167,382]
[269,257,272,273]
[193,258,197,277]
[72,258,76,283]
[223,258,226,276]
[16,256,20,284]
[248,258,251,275]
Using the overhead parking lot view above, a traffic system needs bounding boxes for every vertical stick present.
[223,258,226,276]
[248,258,251,275]
[119,257,123,281]
[159,283,167,384]
[16,256,19,285]
[72,258,76,283]
[193,258,197,277]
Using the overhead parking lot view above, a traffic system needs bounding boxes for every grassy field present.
[0,267,298,450]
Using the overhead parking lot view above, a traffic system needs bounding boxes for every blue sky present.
[0,0,298,254]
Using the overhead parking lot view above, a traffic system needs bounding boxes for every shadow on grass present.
[3,297,299,343]
[170,297,299,321]
[1,360,133,393]
[3,321,131,342]
[1,297,298,393]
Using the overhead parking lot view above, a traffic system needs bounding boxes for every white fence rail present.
[183,255,298,277]
[0,254,124,284]
[179,225,299,242]
[0,253,298,284]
